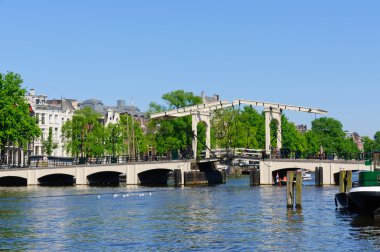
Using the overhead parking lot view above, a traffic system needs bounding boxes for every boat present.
[335,151,380,216]
[273,169,311,185]
[302,171,312,181]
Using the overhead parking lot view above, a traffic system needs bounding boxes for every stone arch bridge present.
[0,161,191,186]
[0,159,369,186]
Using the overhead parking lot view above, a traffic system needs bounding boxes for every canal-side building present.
[345,131,364,152]
[78,99,146,128]
[26,89,77,157]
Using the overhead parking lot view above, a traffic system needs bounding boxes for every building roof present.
[79,98,145,117]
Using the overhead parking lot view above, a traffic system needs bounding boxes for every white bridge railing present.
[202,148,263,159]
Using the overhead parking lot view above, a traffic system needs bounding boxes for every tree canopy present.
[42,127,58,156]
[148,90,202,156]
[62,107,147,160]
[61,107,104,158]
[0,72,40,160]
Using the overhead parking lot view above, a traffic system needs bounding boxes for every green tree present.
[0,72,41,162]
[42,127,58,156]
[61,107,104,158]
[363,136,376,153]
[374,131,380,151]
[304,130,321,157]
[281,114,306,154]
[211,106,265,150]
[104,122,124,158]
[147,90,202,157]
[118,114,147,158]
[239,107,265,149]
[211,108,238,150]
[309,117,359,159]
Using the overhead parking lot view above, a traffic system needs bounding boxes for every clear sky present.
[1,1,379,137]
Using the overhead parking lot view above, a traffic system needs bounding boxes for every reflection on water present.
[0,177,380,251]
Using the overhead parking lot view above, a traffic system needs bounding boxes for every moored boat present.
[302,171,312,181]
[335,152,380,216]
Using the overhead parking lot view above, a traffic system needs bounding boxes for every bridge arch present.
[0,176,27,186]
[271,167,302,184]
[138,168,173,186]
[87,171,123,186]
[38,173,76,186]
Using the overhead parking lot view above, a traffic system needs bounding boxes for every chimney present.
[117,99,126,108]
[29,89,35,96]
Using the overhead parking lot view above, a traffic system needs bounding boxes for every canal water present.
[1,176,380,251]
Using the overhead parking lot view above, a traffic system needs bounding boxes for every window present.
[49,115,52,124]
[41,114,45,125]
[41,128,45,141]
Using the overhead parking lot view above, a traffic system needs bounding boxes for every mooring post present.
[346,170,352,192]
[222,168,227,184]
[315,166,323,186]
[339,170,346,193]
[315,167,319,186]
[250,168,260,186]
[173,169,182,187]
[319,167,323,186]
[295,170,302,209]
[286,171,295,208]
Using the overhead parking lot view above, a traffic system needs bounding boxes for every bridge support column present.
[192,112,211,159]
[264,107,282,153]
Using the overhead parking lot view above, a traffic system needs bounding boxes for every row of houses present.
[3,89,147,166]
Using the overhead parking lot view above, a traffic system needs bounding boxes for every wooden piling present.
[339,170,346,193]
[315,167,323,186]
[222,168,227,184]
[250,168,260,186]
[346,171,352,192]
[286,171,295,208]
[315,167,319,186]
[319,167,323,186]
[295,170,302,209]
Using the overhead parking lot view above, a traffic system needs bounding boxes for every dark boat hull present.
[348,190,380,215]
[335,192,359,211]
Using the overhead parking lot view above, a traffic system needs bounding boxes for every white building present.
[26,89,77,157]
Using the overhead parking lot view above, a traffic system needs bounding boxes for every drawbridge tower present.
[151,99,327,158]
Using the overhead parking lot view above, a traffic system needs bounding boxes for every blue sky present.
[0,1,379,137]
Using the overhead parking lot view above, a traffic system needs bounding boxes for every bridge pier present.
[259,159,368,185]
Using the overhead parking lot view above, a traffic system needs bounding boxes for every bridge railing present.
[24,154,180,168]
[200,147,369,162]
[28,155,75,168]
[201,148,263,159]
[267,149,369,162]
